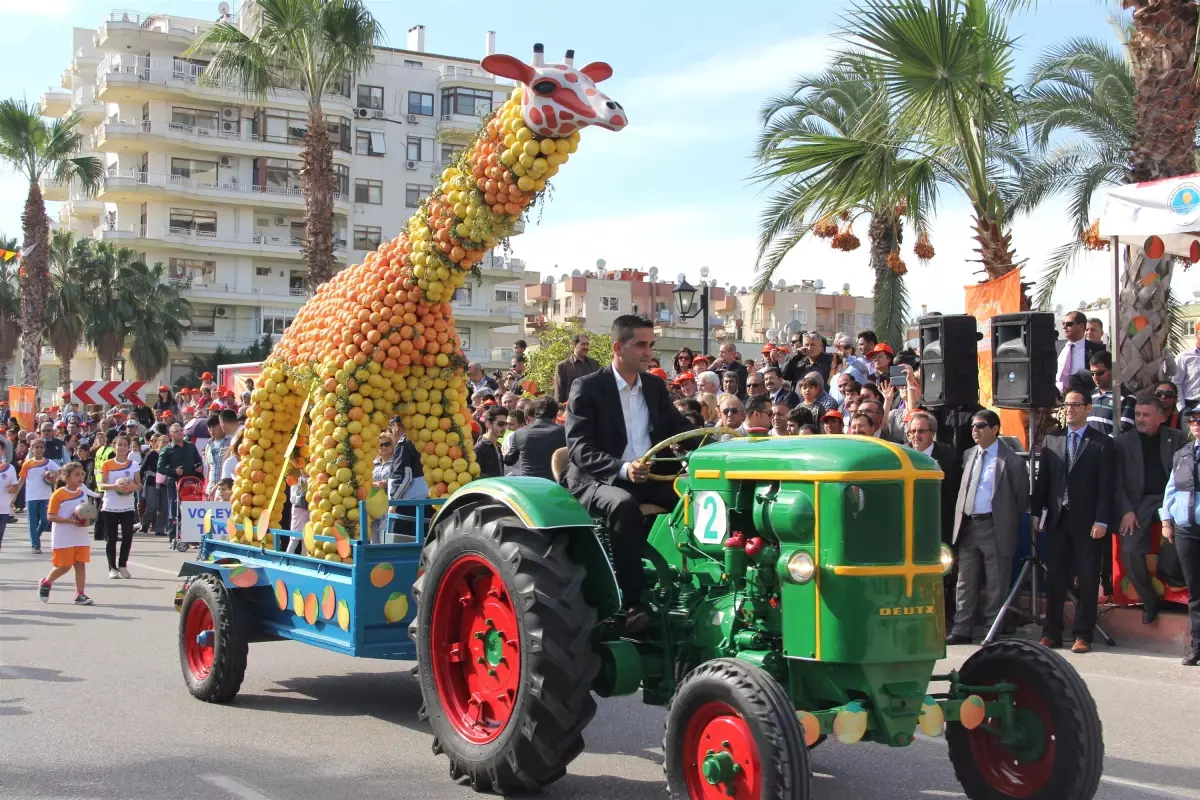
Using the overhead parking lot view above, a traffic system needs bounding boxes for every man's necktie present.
[1191,445,1199,526]
[964,450,981,514]
[1060,342,1074,387]
[1063,430,1078,507]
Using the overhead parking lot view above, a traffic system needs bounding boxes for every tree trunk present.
[58,356,72,399]
[300,109,337,291]
[972,211,1018,281]
[867,213,908,349]
[19,182,49,390]
[0,362,8,392]
[1116,246,1171,392]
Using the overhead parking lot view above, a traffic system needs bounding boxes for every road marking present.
[916,734,1197,798]
[127,560,180,576]
[200,774,278,800]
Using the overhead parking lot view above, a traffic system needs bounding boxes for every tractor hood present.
[688,435,941,481]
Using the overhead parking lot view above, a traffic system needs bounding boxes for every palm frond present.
[1032,240,1084,310]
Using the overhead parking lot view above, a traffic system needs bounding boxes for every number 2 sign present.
[692,491,728,545]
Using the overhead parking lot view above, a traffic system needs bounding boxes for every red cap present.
[179,387,192,394]
[692,354,710,365]
[159,411,173,419]
[183,405,196,413]
[112,410,125,419]
[675,371,696,383]
[649,367,668,380]
[866,343,895,359]
[201,372,213,380]
[822,409,843,421]
[49,405,59,413]
[158,384,169,392]
[209,402,222,411]
[761,344,775,353]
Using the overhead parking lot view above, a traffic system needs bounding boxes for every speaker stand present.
[981,409,1116,647]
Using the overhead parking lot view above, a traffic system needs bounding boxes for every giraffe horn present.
[532,42,545,67]
[564,49,575,66]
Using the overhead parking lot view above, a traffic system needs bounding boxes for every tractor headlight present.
[787,551,815,584]
[940,544,954,575]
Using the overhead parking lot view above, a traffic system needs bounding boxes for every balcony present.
[40,178,70,201]
[182,331,269,352]
[437,109,489,139]
[40,87,71,117]
[479,255,525,276]
[94,11,217,50]
[70,87,105,123]
[438,65,501,92]
[490,347,515,364]
[96,167,350,212]
[95,54,352,115]
[525,314,549,331]
[525,283,552,302]
[89,222,348,260]
[94,118,351,162]
[452,301,522,325]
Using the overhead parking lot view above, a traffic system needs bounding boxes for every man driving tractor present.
[564,315,696,631]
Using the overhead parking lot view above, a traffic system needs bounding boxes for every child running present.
[0,454,16,552]
[39,463,96,605]
[98,434,141,579]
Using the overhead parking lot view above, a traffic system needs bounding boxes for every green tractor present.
[410,432,1103,799]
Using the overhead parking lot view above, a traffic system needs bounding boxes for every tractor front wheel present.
[178,575,247,703]
[664,658,811,800]
[412,502,600,793]
[947,639,1103,800]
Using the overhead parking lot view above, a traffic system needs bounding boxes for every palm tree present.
[126,260,190,381]
[186,0,384,290]
[0,100,102,389]
[846,0,1026,281]
[79,241,142,378]
[0,234,20,390]
[753,57,939,348]
[45,230,90,396]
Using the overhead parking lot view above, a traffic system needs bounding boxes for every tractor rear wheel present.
[178,575,247,703]
[947,639,1103,800]
[664,658,811,800]
[412,502,600,793]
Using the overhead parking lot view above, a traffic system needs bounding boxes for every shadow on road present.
[0,664,82,682]
[238,670,426,731]
[4,608,137,622]
[1103,754,1200,796]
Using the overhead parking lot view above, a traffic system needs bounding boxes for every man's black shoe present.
[1184,649,1200,667]
[1143,606,1159,625]
[945,634,973,645]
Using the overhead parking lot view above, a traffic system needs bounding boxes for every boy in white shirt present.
[0,456,17,551]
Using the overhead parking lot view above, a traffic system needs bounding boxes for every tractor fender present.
[177,559,264,591]
[430,477,622,619]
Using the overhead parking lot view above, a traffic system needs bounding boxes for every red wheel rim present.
[682,701,761,800]
[967,681,1055,797]
[184,599,215,681]
[429,554,521,744]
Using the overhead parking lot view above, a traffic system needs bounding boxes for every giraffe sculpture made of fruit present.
[226,44,627,553]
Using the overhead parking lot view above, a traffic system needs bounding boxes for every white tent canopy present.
[1098,173,1200,258]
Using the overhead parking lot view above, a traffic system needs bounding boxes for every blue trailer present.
[175,499,441,702]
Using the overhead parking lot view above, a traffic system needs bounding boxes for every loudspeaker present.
[919,314,980,407]
[991,312,1059,409]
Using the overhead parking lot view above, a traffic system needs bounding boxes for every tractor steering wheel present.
[638,426,742,482]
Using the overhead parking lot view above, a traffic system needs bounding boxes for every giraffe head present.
[482,44,627,138]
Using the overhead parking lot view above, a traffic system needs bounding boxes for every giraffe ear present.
[482,54,534,85]
[579,61,613,83]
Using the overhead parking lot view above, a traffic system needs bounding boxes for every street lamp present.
[673,276,710,356]
[114,355,126,380]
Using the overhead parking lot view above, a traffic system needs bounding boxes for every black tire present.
[412,502,600,793]
[178,574,248,703]
[947,639,1103,800]
[664,658,811,800]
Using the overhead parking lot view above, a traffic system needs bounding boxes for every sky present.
[3,0,1199,317]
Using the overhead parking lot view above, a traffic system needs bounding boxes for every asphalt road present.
[2,520,1199,800]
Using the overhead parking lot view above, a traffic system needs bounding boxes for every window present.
[404,59,423,68]
[408,91,433,116]
[601,296,619,312]
[170,157,217,183]
[190,308,216,334]
[456,327,471,351]
[553,300,561,314]
[787,307,807,325]
[324,115,352,153]
[262,110,350,151]
[406,183,432,208]
[494,288,518,303]
[171,106,218,130]
[440,143,465,165]
[357,84,384,110]
[334,164,349,196]
[353,225,382,250]
[440,87,494,118]
[453,285,472,305]
[168,257,216,283]
[406,136,426,161]
[354,179,383,204]
[259,157,303,192]
[857,313,873,329]
[261,314,294,335]
[837,312,854,330]
[356,130,386,156]
[565,296,572,311]
[168,208,217,235]
[255,267,271,276]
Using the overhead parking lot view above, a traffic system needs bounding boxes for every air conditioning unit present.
[371,110,384,119]
[221,106,238,120]
[406,160,417,170]
[406,113,417,123]
[355,107,370,119]
[221,120,238,133]
[215,306,228,317]
[274,216,286,226]
[219,155,234,167]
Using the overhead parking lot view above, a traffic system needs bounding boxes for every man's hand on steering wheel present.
[627,458,650,484]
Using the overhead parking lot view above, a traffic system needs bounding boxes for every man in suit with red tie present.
[1032,384,1115,653]
[565,315,695,631]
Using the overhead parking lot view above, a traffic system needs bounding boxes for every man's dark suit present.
[1032,425,1115,644]
[566,367,695,604]
[783,351,833,385]
[473,437,504,479]
[713,360,748,395]
[926,442,960,545]
[770,387,800,408]
[1115,425,1186,613]
[503,418,566,482]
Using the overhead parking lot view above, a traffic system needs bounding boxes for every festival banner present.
[964,269,1025,446]
[8,385,36,432]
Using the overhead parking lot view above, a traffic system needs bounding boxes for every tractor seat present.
[551,447,569,483]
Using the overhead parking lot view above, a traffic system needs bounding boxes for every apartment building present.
[523,269,873,359]
[39,8,524,391]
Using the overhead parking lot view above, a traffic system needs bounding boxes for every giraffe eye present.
[532,80,557,96]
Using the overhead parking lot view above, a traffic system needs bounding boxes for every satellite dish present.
[596,258,606,269]
[571,269,581,277]
[700,266,710,278]
[786,320,804,334]
[1078,300,1087,310]
[560,273,569,281]
[648,266,658,279]
[766,328,778,340]
[585,270,595,277]
[1054,304,1064,314]
[775,279,785,290]
[218,1,230,14]
[814,279,825,291]
[842,283,851,292]
[543,276,553,284]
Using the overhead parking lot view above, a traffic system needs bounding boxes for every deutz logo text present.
[879,606,937,616]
